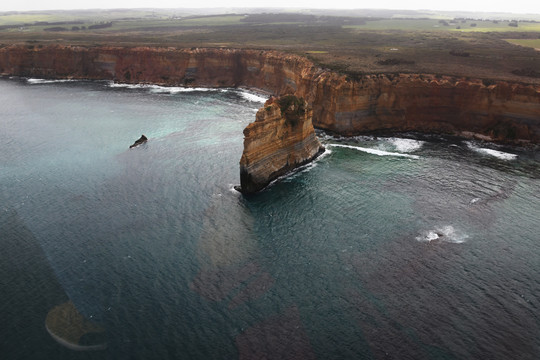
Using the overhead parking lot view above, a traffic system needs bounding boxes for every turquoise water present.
[1,78,539,359]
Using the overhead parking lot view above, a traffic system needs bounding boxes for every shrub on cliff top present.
[277,95,305,126]
[449,50,470,57]
[376,58,415,66]
[511,68,540,78]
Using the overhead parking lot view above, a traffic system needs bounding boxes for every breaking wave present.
[27,78,76,84]
[107,82,215,93]
[238,91,268,103]
[329,144,420,159]
[466,142,518,160]
[106,82,268,103]
[385,137,424,153]
[416,225,468,243]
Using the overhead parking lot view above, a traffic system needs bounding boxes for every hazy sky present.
[2,0,540,15]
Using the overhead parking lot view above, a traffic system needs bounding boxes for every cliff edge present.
[237,95,324,193]
[1,45,537,145]
[0,45,539,192]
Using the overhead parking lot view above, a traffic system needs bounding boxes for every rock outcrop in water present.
[237,95,325,193]
[129,134,148,149]
[1,45,539,191]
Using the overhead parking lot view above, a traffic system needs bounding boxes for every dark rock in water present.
[129,135,148,149]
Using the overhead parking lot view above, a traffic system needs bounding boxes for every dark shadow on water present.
[0,208,106,359]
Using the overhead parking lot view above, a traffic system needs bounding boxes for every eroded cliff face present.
[1,45,537,144]
[238,95,324,193]
[310,72,540,143]
[1,45,539,192]
[0,45,314,94]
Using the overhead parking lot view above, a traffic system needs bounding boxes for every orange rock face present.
[1,45,539,191]
[310,73,540,143]
[0,45,313,93]
[1,45,537,144]
[238,96,324,193]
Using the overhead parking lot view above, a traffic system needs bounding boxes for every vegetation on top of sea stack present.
[277,95,306,126]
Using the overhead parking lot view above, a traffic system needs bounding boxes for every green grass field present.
[456,21,540,32]
[505,39,540,49]
[1,9,539,84]
[346,19,448,31]
[0,10,166,26]
[345,19,540,32]
[178,15,246,26]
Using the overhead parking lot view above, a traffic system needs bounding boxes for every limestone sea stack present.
[237,95,325,194]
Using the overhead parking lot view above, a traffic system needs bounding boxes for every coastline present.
[1,45,538,192]
[1,45,538,145]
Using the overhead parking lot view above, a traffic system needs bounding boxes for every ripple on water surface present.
[1,79,539,360]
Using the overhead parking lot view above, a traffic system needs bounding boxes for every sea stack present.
[129,135,148,148]
[237,95,325,194]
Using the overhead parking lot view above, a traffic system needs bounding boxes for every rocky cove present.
[1,45,539,192]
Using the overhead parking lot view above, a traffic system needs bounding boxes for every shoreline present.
[2,74,537,151]
[1,45,538,145]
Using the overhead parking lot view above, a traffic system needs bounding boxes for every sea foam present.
[386,138,424,153]
[149,86,214,94]
[266,147,330,187]
[108,82,215,93]
[329,144,420,159]
[27,78,75,84]
[106,82,268,103]
[416,225,468,243]
[466,142,517,160]
[238,91,268,103]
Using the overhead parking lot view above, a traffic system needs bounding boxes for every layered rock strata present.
[237,95,324,193]
[1,45,539,191]
[1,45,538,144]
[310,73,540,143]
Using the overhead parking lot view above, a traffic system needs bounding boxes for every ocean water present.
[1,78,539,359]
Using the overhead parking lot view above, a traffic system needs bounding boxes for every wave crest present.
[416,225,468,243]
[329,144,420,159]
[238,91,267,103]
[27,78,75,84]
[106,83,268,103]
[466,142,517,160]
[386,138,424,153]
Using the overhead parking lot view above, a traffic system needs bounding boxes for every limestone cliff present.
[0,45,314,94]
[0,45,538,144]
[238,95,324,193]
[310,73,540,143]
[1,45,539,192]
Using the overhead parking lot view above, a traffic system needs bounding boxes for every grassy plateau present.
[1,8,539,84]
